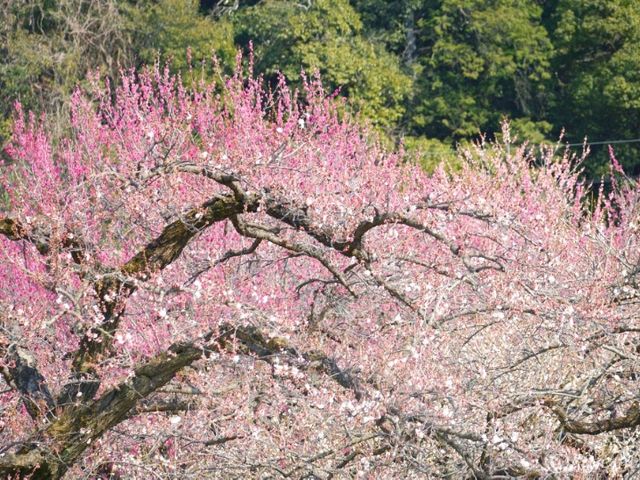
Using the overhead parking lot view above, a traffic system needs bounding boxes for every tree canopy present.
[4,4,640,476]
[2,59,640,479]
[232,0,411,129]
[3,0,640,173]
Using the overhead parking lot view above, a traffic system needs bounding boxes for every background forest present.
[2,0,640,176]
[5,2,640,478]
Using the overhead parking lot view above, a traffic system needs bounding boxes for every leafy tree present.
[409,0,554,142]
[351,0,424,65]
[2,62,640,479]
[125,0,237,73]
[550,0,640,174]
[402,135,460,172]
[0,0,134,143]
[0,0,236,148]
[233,0,412,129]
[200,0,260,17]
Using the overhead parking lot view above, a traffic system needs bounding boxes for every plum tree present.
[1,63,640,479]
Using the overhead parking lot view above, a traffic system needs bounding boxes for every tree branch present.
[59,193,256,404]
[0,217,86,262]
[2,335,211,479]
[215,323,365,400]
[546,399,640,435]
[121,193,255,279]
[1,319,366,478]
[230,216,357,296]
[0,339,55,421]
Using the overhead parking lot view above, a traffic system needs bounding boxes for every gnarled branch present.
[0,340,54,421]
[547,399,640,435]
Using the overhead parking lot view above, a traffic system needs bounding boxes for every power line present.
[564,138,640,147]
[411,137,640,158]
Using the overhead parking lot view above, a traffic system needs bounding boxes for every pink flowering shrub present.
[1,62,640,479]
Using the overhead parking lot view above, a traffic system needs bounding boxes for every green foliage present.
[550,0,640,174]
[411,0,553,141]
[0,0,133,143]
[351,0,423,59]
[125,0,236,74]
[233,0,412,129]
[4,0,640,176]
[508,117,554,145]
[402,136,460,173]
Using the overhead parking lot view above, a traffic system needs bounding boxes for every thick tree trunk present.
[0,340,204,478]
[0,322,364,478]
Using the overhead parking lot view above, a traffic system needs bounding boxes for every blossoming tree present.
[1,63,640,479]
